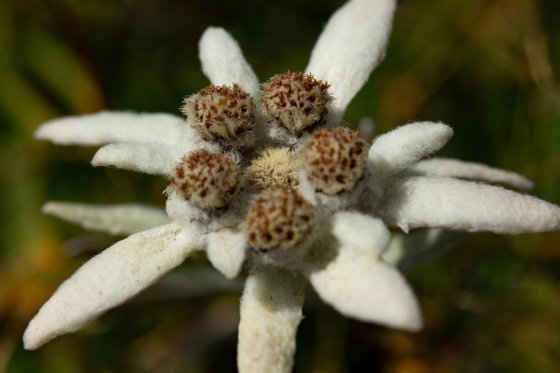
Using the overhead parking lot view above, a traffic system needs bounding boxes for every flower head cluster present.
[25,1,560,372]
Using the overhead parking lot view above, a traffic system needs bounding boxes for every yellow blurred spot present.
[380,73,425,126]
[389,359,431,373]
[0,237,68,322]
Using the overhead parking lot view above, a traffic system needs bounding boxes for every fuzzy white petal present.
[405,158,534,191]
[379,176,560,233]
[43,202,170,235]
[332,211,390,255]
[206,229,247,279]
[92,142,185,175]
[238,265,305,373]
[305,0,397,116]
[23,222,205,350]
[305,245,422,331]
[164,186,209,223]
[368,122,453,181]
[295,169,317,206]
[34,112,186,146]
[199,27,260,97]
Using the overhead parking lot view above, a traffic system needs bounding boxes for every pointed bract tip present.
[22,321,48,351]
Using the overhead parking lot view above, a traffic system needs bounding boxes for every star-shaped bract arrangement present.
[25,1,560,372]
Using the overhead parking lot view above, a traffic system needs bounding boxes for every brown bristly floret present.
[245,188,314,252]
[304,128,367,195]
[171,150,239,209]
[182,84,255,142]
[262,71,331,136]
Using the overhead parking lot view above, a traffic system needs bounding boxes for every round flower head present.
[304,127,367,195]
[262,71,331,136]
[246,147,298,189]
[171,149,239,210]
[245,188,314,253]
[182,83,255,145]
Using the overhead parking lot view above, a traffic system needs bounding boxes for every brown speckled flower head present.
[171,149,239,209]
[304,127,367,195]
[261,72,331,136]
[245,187,314,252]
[182,83,255,142]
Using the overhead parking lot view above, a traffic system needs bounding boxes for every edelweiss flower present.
[25,0,560,372]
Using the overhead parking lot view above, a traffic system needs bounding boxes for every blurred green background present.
[1,0,560,371]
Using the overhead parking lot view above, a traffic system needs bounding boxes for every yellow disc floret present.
[246,147,298,189]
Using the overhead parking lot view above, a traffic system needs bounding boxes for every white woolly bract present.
[332,212,390,255]
[304,230,422,331]
[164,187,210,224]
[43,202,170,236]
[92,142,186,176]
[206,229,247,279]
[368,121,453,181]
[199,27,260,98]
[34,112,186,146]
[23,222,205,350]
[405,157,534,191]
[294,170,317,206]
[238,265,305,373]
[379,176,560,233]
[305,0,397,117]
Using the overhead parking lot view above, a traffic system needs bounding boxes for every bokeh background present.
[1,0,560,371]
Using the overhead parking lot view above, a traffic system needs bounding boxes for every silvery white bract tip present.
[199,27,260,98]
[306,0,397,117]
[206,229,247,279]
[90,121,217,176]
[368,121,454,182]
[404,157,535,191]
[304,212,423,331]
[23,222,205,350]
[237,265,305,373]
[331,211,391,255]
[34,112,186,146]
[91,142,186,176]
[379,176,560,234]
[42,202,170,236]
